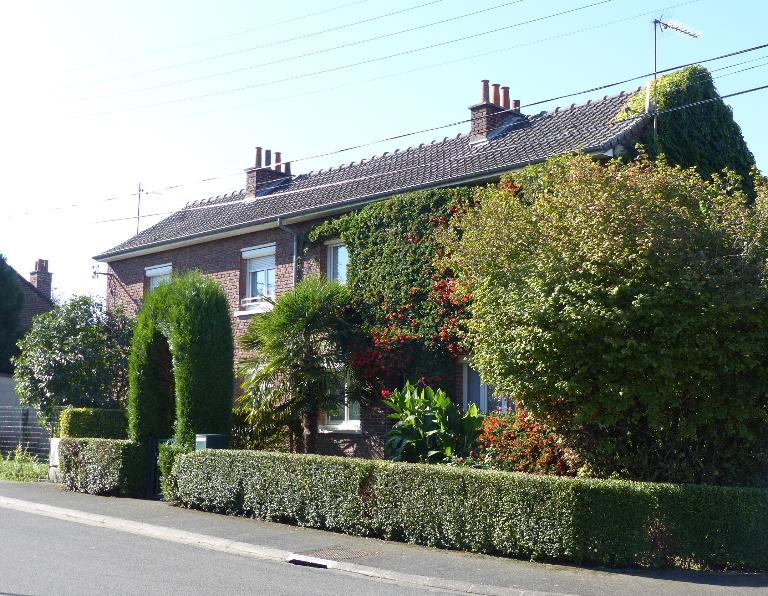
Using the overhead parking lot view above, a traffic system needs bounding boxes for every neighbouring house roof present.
[95,90,648,261]
[15,272,53,307]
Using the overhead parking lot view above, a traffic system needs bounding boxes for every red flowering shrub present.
[473,409,578,476]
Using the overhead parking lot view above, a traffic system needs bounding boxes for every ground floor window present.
[462,362,511,414]
[322,387,361,432]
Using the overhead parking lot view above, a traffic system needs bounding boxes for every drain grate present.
[296,547,372,561]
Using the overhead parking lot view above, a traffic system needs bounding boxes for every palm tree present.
[236,275,354,454]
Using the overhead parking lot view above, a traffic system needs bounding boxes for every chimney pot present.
[245,148,291,194]
[481,79,490,103]
[512,99,520,112]
[501,86,510,110]
[491,83,501,106]
[284,162,291,176]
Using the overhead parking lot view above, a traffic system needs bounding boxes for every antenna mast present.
[136,182,143,236]
[650,18,700,140]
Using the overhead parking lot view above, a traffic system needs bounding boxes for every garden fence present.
[0,406,52,462]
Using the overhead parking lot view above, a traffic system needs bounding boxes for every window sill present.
[235,301,274,317]
[319,424,362,435]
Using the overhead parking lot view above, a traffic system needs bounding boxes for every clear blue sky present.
[1,0,765,299]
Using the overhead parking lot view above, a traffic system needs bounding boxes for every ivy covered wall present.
[621,65,757,194]
[307,187,472,396]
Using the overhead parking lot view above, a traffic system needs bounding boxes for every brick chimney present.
[245,146,291,195]
[29,259,52,300]
[469,79,519,138]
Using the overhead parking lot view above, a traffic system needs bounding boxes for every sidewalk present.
[0,481,765,596]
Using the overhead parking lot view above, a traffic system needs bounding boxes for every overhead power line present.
[65,0,445,86]
[71,0,619,117]
[87,82,768,227]
[63,0,373,74]
[6,41,765,221]
[67,0,528,103]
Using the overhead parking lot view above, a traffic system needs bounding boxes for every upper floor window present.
[241,244,276,310]
[327,241,348,284]
[463,362,510,414]
[145,263,171,293]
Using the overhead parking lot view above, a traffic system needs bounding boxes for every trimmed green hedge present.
[59,408,128,439]
[172,450,768,571]
[58,438,145,497]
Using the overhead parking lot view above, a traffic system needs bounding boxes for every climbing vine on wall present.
[619,65,757,196]
[307,187,473,396]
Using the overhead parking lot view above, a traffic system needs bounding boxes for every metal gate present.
[0,406,51,462]
[144,436,161,499]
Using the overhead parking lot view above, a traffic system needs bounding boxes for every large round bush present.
[448,153,768,485]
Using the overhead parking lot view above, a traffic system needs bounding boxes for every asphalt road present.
[1,481,767,596]
[0,507,442,596]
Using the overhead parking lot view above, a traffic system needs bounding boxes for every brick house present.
[94,81,648,457]
[1,259,54,406]
[16,259,54,333]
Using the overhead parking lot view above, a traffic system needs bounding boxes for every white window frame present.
[325,239,348,284]
[462,361,510,414]
[320,389,361,433]
[144,263,172,292]
[240,244,276,313]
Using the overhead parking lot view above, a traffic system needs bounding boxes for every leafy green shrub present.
[175,450,374,535]
[172,450,768,570]
[58,438,144,497]
[447,153,768,485]
[129,271,233,450]
[648,482,768,570]
[58,407,128,439]
[465,410,578,476]
[13,296,133,432]
[384,383,483,463]
[157,440,188,502]
[0,445,48,482]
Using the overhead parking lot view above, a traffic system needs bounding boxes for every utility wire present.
[65,0,445,86]
[66,0,528,102]
[6,42,764,220]
[87,82,768,226]
[70,0,618,117]
[63,0,373,74]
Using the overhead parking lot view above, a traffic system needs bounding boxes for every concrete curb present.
[0,495,573,596]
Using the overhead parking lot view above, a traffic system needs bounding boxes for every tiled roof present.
[95,90,647,260]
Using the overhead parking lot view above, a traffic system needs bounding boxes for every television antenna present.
[647,18,701,139]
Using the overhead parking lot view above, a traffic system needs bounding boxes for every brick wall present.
[16,276,53,332]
